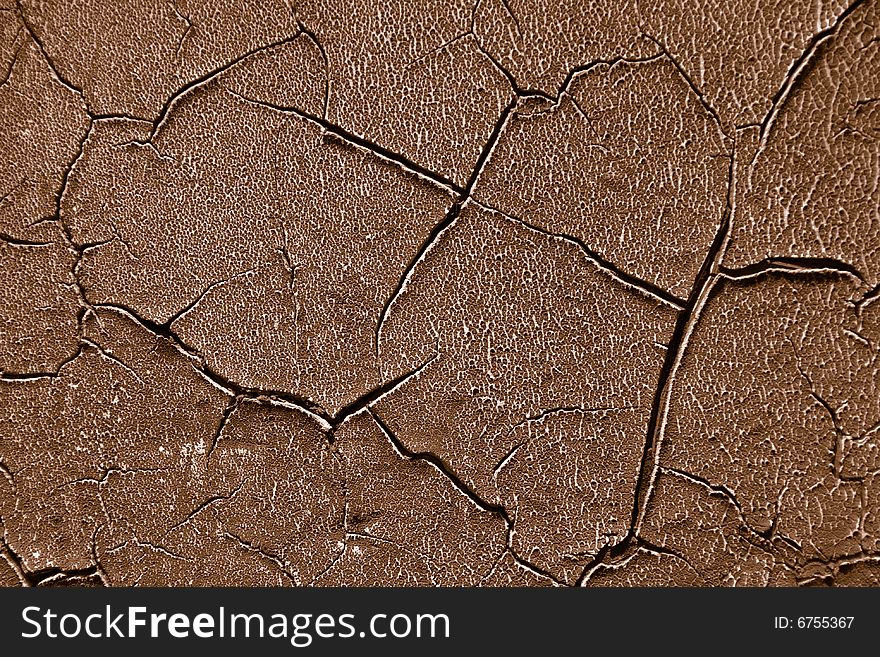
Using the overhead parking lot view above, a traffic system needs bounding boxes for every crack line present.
[639,31,727,137]
[661,466,744,515]
[758,0,869,144]
[227,90,461,195]
[375,202,461,362]
[576,136,737,583]
[477,201,687,309]
[629,143,736,540]
[143,32,305,142]
[507,550,566,587]
[719,257,865,282]
[331,354,439,430]
[368,408,510,524]
[221,531,298,585]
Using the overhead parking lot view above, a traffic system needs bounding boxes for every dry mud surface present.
[1,0,879,587]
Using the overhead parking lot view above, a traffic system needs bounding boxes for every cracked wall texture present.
[1,0,878,587]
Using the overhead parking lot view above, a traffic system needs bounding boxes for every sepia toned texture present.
[1,0,878,587]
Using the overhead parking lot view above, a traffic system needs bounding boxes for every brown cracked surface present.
[1,0,878,587]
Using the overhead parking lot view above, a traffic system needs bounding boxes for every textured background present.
[1,0,878,587]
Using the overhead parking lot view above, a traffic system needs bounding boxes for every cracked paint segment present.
[2,0,879,587]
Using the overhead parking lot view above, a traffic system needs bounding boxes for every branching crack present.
[575,138,735,582]
[141,33,305,143]
[630,143,735,537]
[168,0,193,59]
[330,354,440,431]
[1,342,85,381]
[15,1,88,109]
[2,518,108,587]
[795,364,853,481]
[11,0,874,590]
[87,301,328,423]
